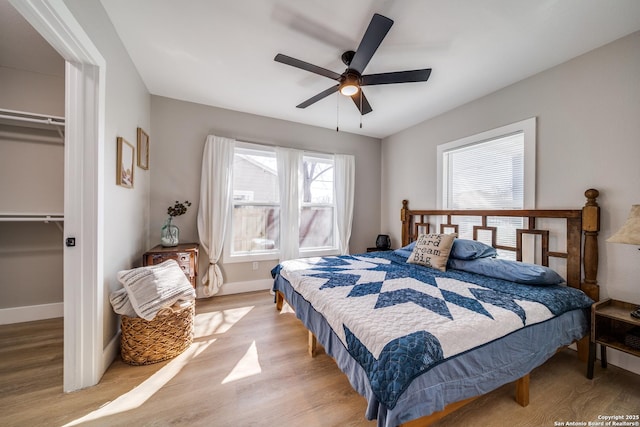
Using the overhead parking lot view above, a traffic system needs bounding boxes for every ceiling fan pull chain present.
[336,92,340,132]
[359,91,363,128]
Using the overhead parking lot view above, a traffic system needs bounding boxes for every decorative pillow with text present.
[407,233,456,272]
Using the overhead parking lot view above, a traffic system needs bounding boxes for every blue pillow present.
[393,241,415,258]
[447,257,565,286]
[450,239,497,260]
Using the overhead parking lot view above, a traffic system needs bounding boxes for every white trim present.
[209,279,273,296]
[224,250,280,264]
[436,117,537,209]
[299,248,341,257]
[0,303,63,325]
[11,0,106,392]
[64,60,105,392]
[103,331,121,371]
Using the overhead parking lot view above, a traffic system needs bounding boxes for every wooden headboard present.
[400,189,600,302]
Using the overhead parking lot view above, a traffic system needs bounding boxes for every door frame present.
[10,0,105,391]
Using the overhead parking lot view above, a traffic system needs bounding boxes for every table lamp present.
[607,204,640,318]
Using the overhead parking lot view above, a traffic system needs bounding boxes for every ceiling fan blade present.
[275,53,342,81]
[361,69,432,86]
[296,85,340,108]
[349,13,393,74]
[350,90,373,115]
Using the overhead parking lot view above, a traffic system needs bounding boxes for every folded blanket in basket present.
[114,259,196,321]
[109,287,137,317]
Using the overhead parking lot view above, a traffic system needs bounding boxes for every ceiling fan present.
[274,13,432,115]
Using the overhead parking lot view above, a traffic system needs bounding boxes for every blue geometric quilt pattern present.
[274,252,593,409]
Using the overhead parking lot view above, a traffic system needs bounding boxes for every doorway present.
[10,0,105,392]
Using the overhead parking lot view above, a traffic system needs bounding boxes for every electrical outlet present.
[252,261,259,270]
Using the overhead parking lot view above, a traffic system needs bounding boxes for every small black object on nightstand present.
[375,234,391,250]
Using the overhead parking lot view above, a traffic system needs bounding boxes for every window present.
[437,118,536,257]
[227,145,279,260]
[225,143,339,262]
[443,132,524,209]
[300,154,336,252]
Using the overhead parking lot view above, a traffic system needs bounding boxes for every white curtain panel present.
[334,154,355,255]
[197,135,235,296]
[276,147,302,262]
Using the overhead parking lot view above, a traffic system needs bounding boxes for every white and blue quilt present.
[272,252,593,410]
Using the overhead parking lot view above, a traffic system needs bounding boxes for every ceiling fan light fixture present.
[340,83,359,96]
[340,73,360,96]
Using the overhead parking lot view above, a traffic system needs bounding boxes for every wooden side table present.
[143,243,199,288]
[588,298,640,379]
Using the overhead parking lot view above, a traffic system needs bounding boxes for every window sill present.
[223,251,279,264]
[299,248,340,258]
[223,247,340,264]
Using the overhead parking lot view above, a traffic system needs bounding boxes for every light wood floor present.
[1,290,639,427]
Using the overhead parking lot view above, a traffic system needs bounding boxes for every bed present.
[271,189,601,427]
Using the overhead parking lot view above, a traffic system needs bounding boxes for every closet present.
[0,109,65,324]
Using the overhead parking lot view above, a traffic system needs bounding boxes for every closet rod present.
[0,108,65,126]
[0,109,65,140]
[0,214,65,232]
[0,215,65,232]
[0,114,65,127]
[0,214,64,222]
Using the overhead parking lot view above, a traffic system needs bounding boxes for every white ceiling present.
[5,1,640,139]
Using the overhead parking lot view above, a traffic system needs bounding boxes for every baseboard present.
[103,330,121,373]
[200,278,272,297]
[0,302,63,325]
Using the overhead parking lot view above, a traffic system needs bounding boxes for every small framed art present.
[137,127,149,170]
[117,137,134,188]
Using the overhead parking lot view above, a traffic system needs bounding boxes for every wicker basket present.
[625,327,640,351]
[120,302,195,365]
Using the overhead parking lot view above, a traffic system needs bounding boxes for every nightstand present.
[588,298,640,379]
[143,243,199,288]
[366,247,393,252]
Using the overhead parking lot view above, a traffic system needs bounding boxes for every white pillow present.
[117,259,195,320]
[407,233,456,272]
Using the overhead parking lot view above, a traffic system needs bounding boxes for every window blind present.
[444,132,524,210]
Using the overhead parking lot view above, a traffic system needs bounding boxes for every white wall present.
[0,126,64,310]
[0,66,64,116]
[150,95,381,294]
[64,0,151,347]
[382,31,640,375]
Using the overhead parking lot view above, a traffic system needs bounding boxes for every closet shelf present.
[0,213,64,231]
[0,214,64,222]
[0,108,65,139]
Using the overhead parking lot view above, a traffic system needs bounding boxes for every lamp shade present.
[607,205,640,245]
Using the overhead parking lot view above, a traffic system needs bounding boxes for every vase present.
[161,217,179,247]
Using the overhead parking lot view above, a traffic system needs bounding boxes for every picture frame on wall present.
[137,127,149,170]
[117,137,134,188]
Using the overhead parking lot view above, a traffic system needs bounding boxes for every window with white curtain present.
[224,143,339,262]
[437,118,536,257]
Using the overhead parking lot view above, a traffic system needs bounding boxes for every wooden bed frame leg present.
[576,335,589,362]
[515,374,530,407]
[308,331,317,357]
[276,291,284,311]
